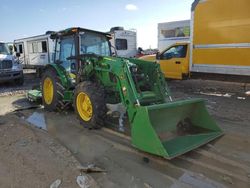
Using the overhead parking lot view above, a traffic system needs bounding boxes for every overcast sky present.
[0,0,193,49]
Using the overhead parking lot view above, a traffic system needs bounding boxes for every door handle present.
[175,61,181,64]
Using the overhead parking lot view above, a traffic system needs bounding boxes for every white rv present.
[14,32,55,71]
[109,27,137,58]
[158,20,190,51]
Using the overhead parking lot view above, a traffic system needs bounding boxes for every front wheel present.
[41,68,65,111]
[74,81,106,129]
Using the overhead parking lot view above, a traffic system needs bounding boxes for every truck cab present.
[140,42,190,79]
[0,42,24,85]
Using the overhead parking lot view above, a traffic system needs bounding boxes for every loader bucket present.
[131,99,223,159]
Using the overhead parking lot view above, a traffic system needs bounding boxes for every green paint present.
[45,64,70,88]
[131,99,223,159]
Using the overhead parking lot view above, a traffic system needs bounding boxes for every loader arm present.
[83,56,169,124]
[87,56,223,159]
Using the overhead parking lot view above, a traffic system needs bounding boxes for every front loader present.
[28,27,223,159]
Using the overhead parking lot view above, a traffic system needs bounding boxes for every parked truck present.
[141,0,250,80]
[0,42,24,85]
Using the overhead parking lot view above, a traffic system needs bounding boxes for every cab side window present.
[161,45,187,60]
[59,37,75,62]
[58,36,76,72]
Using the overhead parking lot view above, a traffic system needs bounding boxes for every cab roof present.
[50,27,112,39]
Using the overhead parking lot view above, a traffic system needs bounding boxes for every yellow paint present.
[194,0,250,44]
[76,92,93,122]
[43,77,54,105]
[69,73,76,79]
[193,48,250,66]
[193,0,250,68]
[160,45,189,79]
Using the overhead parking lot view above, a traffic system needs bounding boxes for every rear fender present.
[44,64,69,88]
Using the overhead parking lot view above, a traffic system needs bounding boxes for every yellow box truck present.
[141,0,250,79]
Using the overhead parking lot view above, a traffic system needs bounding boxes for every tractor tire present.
[74,81,107,129]
[41,68,65,111]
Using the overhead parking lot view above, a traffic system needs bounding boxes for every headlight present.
[12,62,22,71]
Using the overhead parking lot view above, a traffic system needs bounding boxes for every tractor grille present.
[0,60,12,70]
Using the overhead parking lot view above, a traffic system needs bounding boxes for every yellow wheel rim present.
[43,77,54,105]
[76,92,93,122]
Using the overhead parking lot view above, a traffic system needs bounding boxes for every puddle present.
[26,112,47,130]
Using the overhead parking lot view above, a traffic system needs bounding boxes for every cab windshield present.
[0,43,10,55]
[80,32,111,56]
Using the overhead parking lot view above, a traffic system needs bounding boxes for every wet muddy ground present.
[0,73,250,187]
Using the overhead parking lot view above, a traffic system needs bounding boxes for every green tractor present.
[28,27,223,159]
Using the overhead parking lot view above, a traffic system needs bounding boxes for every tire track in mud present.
[18,108,250,187]
[98,127,250,187]
[177,155,249,185]
[194,149,250,173]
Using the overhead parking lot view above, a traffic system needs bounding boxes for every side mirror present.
[16,52,20,57]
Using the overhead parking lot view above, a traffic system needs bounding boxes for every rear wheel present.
[74,81,106,129]
[41,68,65,111]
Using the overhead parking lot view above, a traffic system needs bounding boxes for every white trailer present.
[14,32,55,70]
[158,20,190,51]
[109,27,137,58]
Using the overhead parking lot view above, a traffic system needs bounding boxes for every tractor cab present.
[50,27,112,82]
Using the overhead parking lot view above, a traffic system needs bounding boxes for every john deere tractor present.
[28,27,223,159]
